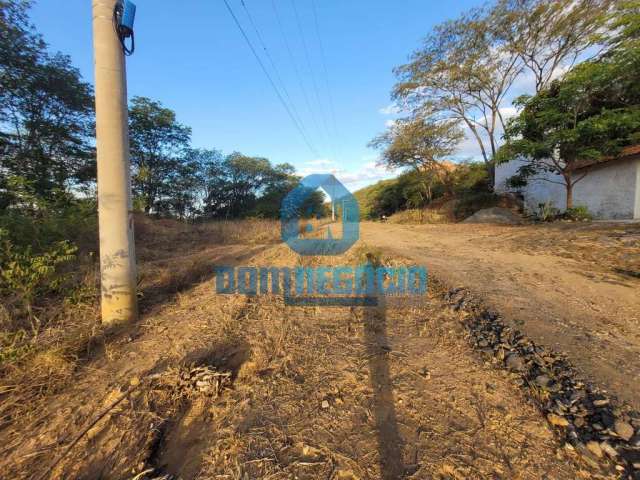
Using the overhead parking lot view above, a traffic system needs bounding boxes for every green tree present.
[200,154,324,220]
[0,0,95,202]
[128,96,192,214]
[154,154,204,219]
[393,7,522,184]
[215,153,273,218]
[370,117,463,196]
[492,0,614,92]
[499,35,640,209]
[391,0,613,186]
[251,162,297,218]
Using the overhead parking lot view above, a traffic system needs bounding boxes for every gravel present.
[444,286,640,478]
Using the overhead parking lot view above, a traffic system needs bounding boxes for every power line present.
[239,0,317,155]
[270,0,328,158]
[310,0,340,155]
[221,0,318,156]
[289,0,336,161]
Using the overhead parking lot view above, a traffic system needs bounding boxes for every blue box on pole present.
[120,1,136,34]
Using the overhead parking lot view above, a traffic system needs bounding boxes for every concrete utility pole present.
[330,177,336,222]
[92,0,138,325]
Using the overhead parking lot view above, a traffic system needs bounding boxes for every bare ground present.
[361,221,640,410]
[0,240,593,480]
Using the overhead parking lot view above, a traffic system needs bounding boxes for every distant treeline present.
[0,1,324,226]
[126,96,326,220]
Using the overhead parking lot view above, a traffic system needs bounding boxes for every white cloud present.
[337,163,396,191]
[297,156,397,192]
[500,106,520,119]
[451,102,522,161]
[454,130,486,161]
[306,158,335,167]
[384,119,397,128]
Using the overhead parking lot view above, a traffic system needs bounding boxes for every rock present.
[619,448,640,468]
[576,444,601,469]
[593,398,610,407]
[586,441,603,458]
[505,353,525,372]
[534,375,551,388]
[600,411,615,428]
[614,420,635,441]
[462,207,525,225]
[600,442,618,459]
[547,413,569,427]
[335,469,359,480]
[321,400,330,409]
[300,443,323,461]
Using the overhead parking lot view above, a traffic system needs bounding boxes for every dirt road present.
[361,221,640,410]
[2,242,590,479]
[4,219,639,479]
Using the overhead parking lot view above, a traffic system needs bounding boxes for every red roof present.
[570,144,640,170]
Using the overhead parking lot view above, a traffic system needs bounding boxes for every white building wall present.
[573,159,638,219]
[636,159,640,219]
[495,158,566,212]
[496,158,640,219]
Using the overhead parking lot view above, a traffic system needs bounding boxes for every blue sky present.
[31,0,484,191]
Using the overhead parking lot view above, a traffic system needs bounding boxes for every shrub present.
[564,206,593,221]
[534,201,560,222]
[0,229,78,329]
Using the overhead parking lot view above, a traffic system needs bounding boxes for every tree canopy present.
[0,0,94,206]
[380,0,614,187]
[498,1,640,209]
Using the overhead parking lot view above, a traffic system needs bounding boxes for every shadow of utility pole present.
[363,293,405,479]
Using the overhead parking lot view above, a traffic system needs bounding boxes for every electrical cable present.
[289,0,335,161]
[222,0,318,157]
[311,0,340,154]
[239,0,317,155]
[270,0,328,157]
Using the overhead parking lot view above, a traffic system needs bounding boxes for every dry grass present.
[388,194,524,225]
[189,247,583,480]
[389,207,454,224]
[482,221,640,279]
[0,220,606,479]
[134,215,280,261]
[388,198,459,225]
[0,216,281,439]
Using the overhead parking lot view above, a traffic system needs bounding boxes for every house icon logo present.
[281,174,360,256]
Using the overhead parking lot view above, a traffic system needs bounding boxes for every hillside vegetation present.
[354,161,497,222]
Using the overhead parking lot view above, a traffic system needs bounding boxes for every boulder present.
[462,207,524,225]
